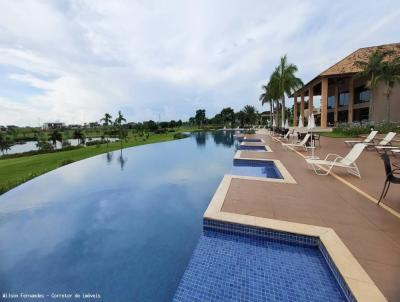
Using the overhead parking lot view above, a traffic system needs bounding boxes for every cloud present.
[0,0,399,126]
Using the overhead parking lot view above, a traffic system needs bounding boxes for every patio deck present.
[222,134,400,301]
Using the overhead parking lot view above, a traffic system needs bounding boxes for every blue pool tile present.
[174,220,353,302]
[230,159,283,179]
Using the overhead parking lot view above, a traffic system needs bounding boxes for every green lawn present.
[0,129,200,195]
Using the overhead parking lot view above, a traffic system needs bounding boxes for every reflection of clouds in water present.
[165,163,226,184]
[0,159,103,214]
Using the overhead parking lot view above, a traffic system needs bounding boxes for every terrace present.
[213,132,400,301]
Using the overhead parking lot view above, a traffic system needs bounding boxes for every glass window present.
[355,86,370,104]
[327,96,335,109]
[339,91,349,107]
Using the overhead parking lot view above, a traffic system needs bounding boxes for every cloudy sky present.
[0,0,399,126]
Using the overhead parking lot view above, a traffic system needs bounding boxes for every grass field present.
[0,129,201,195]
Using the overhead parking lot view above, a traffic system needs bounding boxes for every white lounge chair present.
[281,129,294,141]
[306,143,367,178]
[344,131,378,147]
[370,132,397,152]
[282,134,310,151]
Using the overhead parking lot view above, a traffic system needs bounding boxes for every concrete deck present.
[221,134,400,301]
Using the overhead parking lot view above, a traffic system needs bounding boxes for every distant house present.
[292,43,400,127]
[42,122,65,130]
[89,122,100,128]
[67,124,82,129]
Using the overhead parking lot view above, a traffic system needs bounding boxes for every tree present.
[49,130,62,148]
[354,48,394,120]
[0,134,12,155]
[100,113,113,126]
[236,111,246,128]
[73,129,85,145]
[195,109,206,127]
[378,57,400,121]
[270,55,303,124]
[115,110,127,149]
[259,84,275,126]
[220,107,235,127]
[242,105,258,126]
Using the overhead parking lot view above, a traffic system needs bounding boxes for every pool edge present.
[204,175,387,302]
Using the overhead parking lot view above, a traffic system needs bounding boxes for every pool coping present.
[239,141,272,152]
[204,175,387,302]
[232,151,297,184]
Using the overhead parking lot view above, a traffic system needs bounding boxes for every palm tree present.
[101,113,113,126]
[115,110,126,149]
[259,84,276,126]
[100,113,113,145]
[378,57,400,121]
[0,134,12,155]
[271,55,303,124]
[73,129,85,145]
[354,48,394,120]
[49,130,62,148]
[242,105,258,127]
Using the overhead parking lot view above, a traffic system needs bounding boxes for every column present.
[348,78,354,123]
[300,93,305,124]
[293,95,298,126]
[308,86,314,117]
[321,78,328,128]
[334,85,339,124]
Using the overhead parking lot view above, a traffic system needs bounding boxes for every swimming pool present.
[231,159,283,179]
[238,145,268,151]
[0,132,236,302]
[174,220,351,302]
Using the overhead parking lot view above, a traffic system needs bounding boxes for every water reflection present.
[0,132,236,302]
[106,152,113,164]
[211,130,235,147]
[118,150,128,171]
[194,132,207,147]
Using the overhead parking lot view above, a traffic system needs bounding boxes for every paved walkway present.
[222,134,400,301]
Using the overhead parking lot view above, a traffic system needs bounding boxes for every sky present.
[0,0,399,126]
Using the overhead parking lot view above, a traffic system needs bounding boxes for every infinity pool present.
[0,131,236,302]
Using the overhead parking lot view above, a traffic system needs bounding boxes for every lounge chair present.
[370,132,397,152]
[282,133,310,151]
[344,130,378,147]
[282,129,293,141]
[305,143,367,178]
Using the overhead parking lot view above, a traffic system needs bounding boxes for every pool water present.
[231,159,283,179]
[238,145,266,151]
[174,223,347,302]
[0,131,236,302]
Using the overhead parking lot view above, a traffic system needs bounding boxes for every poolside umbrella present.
[298,114,303,128]
[281,119,285,128]
[284,119,289,129]
[308,113,316,158]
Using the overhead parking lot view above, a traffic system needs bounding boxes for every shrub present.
[333,122,400,137]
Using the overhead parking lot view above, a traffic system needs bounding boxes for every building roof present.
[320,42,400,77]
[292,42,400,96]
